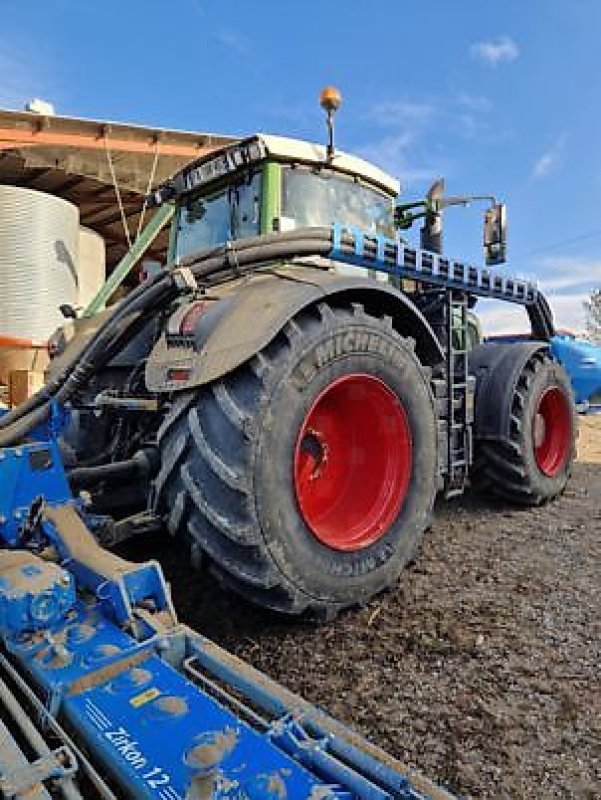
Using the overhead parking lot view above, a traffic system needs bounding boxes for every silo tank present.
[77,226,106,310]
[0,186,79,342]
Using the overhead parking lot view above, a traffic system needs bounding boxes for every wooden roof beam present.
[0,125,217,158]
[82,205,143,228]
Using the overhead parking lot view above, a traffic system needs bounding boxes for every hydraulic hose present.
[0,270,175,429]
[179,226,332,269]
[0,232,230,433]
[0,229,337,447]
[0,283,177,447]
[68,448,158,489]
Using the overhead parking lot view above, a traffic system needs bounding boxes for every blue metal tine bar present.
[330,223,537,305]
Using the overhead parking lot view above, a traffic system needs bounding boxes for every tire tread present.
[153,303,434,616]
[472,351,574,505]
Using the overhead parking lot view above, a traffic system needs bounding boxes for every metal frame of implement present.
[0,423,454,800]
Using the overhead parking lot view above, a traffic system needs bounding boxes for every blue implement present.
[0,432,454,800]
[550,333,601,408]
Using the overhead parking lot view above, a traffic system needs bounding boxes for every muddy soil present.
[578,415,601,465]
[132,417,601,799]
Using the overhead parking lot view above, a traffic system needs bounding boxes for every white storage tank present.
[77,226,106,310]
[0,186,79,342]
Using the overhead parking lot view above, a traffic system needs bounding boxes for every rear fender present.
[146,266,444,392]
[469,341,550,440]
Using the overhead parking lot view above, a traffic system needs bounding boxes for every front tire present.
[152,302,438,617]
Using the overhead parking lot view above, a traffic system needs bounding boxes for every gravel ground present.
[131,417,601,799]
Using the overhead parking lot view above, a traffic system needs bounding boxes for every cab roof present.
[163,134,400,202]
[256,133,400,196]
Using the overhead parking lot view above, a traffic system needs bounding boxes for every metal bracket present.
[0,746,77,797]
[93,392,159,412]
[83,203,175,316]
[173,266,198,291]
[42,503,177,632]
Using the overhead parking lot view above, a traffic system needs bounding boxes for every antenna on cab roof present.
[319,86,342,161]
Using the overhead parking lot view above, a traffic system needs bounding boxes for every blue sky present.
[2,0,600,333]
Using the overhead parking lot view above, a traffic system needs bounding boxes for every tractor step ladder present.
[444,289,472,497]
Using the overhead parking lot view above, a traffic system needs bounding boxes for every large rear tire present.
[152,302,438,617]
[472,350,575,505]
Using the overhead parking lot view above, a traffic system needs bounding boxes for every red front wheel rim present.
[533,386,572,477]
[293,374,412,551]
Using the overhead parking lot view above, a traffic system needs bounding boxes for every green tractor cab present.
[159,133,399,261]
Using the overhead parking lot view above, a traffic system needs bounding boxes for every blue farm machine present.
[0,88,576,797]
[550,333,601,410]
[485,331,601,411]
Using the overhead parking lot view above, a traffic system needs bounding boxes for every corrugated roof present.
[0,108,237,268]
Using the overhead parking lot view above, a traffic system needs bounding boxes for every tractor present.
[0,88,576,620]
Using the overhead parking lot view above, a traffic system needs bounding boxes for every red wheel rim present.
[533,387,572,477]
[293,374,412,551]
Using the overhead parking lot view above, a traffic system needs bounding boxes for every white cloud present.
[536,255,596,332]
[470,37,519,67]
[457,92,493,113]
[478,294,588,335]
[215,31,252,56]
[478,254,598,336]
[368,100,437,128]
[358,91,492,187]
[358,96,444,186]
[536,253,597,334]
[535,254,599,292]
[547,293,589,332]
[183,0,204,15]
[532,134,567,179]
[477,301,532,335]
[358,132,448,186]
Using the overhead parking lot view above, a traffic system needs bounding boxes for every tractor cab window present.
[175,171,261,261]
[282,166,394,236]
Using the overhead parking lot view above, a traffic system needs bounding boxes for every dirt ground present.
[578,415,601,465]
[139,416,601,799]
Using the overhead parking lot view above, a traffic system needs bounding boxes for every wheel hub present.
[533,386,572,477]
[298,429,329,480]
[533,413,546,449]
[293,374,412,551]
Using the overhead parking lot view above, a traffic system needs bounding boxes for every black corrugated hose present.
[0,228,335,448]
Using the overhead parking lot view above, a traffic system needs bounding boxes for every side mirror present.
[484,203,507,265]
[420,178,445,254]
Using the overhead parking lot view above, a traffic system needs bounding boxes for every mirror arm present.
[395,206,429,230]
[395,193,506,266]
[396,194,498,229]
[395,199,441,230]
[436,194,497,211]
